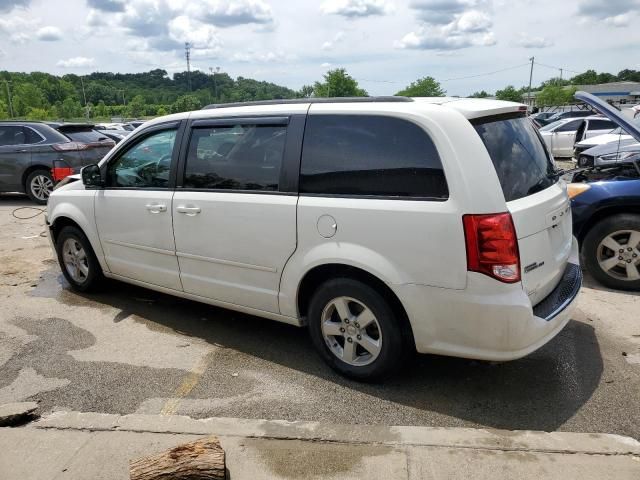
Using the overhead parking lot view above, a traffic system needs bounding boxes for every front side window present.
[183,124,287,191]
[300,115,448,198]
[556,120,581,132]
[106,129,177,188]
[588,119,615,131]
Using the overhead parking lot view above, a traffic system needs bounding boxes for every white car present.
[573,118,640,162]
[46,97,581,380]
[539,116,616,157]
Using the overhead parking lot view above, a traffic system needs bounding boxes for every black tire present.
[308,278,408,381]
[55,226,104,292]
[25,169,54,205]
[582,214,640,291]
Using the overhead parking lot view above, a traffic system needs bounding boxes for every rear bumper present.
[394,237,581,361]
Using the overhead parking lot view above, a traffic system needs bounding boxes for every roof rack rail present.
[203,96,413,110]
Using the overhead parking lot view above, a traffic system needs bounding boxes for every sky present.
[0,0,638,96]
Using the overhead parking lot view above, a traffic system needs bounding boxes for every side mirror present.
[81,164,105,188]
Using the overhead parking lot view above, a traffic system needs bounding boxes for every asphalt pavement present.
[1,193,639,439]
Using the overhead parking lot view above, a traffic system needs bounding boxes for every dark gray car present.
[0,122,114,204]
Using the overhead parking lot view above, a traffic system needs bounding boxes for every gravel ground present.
[1,193,639,438]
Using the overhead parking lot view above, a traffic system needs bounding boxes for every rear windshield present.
[64,130,110,143]
[473,114,556,202]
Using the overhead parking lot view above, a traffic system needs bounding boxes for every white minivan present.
[47,96,581,380]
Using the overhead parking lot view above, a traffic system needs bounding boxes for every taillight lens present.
[463,213,521,283]
[52,167,75,181]
[53,141,88,151]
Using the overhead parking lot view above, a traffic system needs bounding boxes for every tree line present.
[2,67,639,121]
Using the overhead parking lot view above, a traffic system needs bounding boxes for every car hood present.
[576,133,632,147]
[582,138,639,157]
[575,91,640,143]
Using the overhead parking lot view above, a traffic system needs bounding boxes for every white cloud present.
[231,50,294,63]
[410,0,490,24]
[321,62,332,68]
[0,15,39,43]
[185,0,274,27]
[56,56,96,68]
[0,0,29,12]
[35,26,63,41]
[321,31,345,50]
[577,0,638,26]
[516,33,553,48]
[397,8,494,50]
[168,15,222,52]
[320,0,394,18]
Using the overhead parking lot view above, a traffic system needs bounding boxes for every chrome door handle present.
[145,203,167,213]
[176,205,201,216]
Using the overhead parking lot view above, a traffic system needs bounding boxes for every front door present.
[173,118,299,313]
[95,125,182,290]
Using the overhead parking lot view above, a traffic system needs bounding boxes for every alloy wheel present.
[320,296,382,366]
[30,175,54,202]
[62,238,89,283]
[597,229,640,281]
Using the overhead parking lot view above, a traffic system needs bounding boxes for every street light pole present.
[527,56,535,108]
[3,80,14,118]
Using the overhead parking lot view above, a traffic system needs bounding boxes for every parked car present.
[122,121,145,131]
[573,119,640,162]
[575,137,638,167]
[568,91,640,291]
[0,121,114,204]
[96,129,130,143]
[529,111,557,127]
[47,96,580,380]
[539,116,616,157]
[535,109,594,127]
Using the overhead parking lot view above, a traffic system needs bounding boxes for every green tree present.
[156,106,168,116]
[495,85,523,102]
[536,85,577,107]
[396,76,445,97]
[95,100,107,118]
[25,108,49,120]
[60,97,82,118]
[297,85,314,98]
[313,69,367,97]
[127,94,146,117]
[569,69,598,85]
[469,90,490,98]
[172,94,202,113]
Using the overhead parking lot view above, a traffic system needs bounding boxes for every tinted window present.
[183,124,286,191]
[300,115,448,198]
[24,127,44,144]
[588,119,615,131]
[556,120,581,132]
[474,115,555,202]
[65,130,110,143]
[106,129,176,188]
[0,126,27,146]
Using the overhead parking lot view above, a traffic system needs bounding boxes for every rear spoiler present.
[55,124,96,132]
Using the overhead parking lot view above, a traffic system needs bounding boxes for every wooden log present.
[130,436,225,480]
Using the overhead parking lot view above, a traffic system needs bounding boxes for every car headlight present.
[598,150,640,163]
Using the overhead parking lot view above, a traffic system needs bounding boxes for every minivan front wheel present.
[55,226,104,292]
[25,169,54,205]
[308,278,406,380]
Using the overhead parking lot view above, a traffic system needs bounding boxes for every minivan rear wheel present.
[583,214,640,291]
[55,226,104,292]
[25,169,54,205]
[308,278,406,381]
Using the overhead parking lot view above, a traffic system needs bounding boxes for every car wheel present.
[55,226,104,292]
[25,169,54,205]
[308,278,408,381]
[583,214,640,291]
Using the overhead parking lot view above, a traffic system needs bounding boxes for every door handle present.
[145,203,167,213]
[176,205,201,216]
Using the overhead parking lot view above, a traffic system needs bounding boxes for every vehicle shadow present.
[35,271,603,433]
[581,269,640,296]
[0,193,39,209]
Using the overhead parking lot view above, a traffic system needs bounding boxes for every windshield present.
[474,114,556,202]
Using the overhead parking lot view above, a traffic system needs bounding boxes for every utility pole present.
[185,42,192,92]
[79,76,90,120]
[560,68,563,81]
[118,89,126,105]
[527,56,534,108]
[3,80,14,118]
[210,66,221,100]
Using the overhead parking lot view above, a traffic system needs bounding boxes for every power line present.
[442,63,531,82]
[534,61,581,75]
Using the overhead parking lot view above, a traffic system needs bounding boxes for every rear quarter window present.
[473,114,556,202]
[300,114,448,199]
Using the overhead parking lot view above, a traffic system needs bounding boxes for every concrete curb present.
[33,411,640,456]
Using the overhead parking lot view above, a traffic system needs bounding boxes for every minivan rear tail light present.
[53,141,89,151]
[463,213,521,283]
